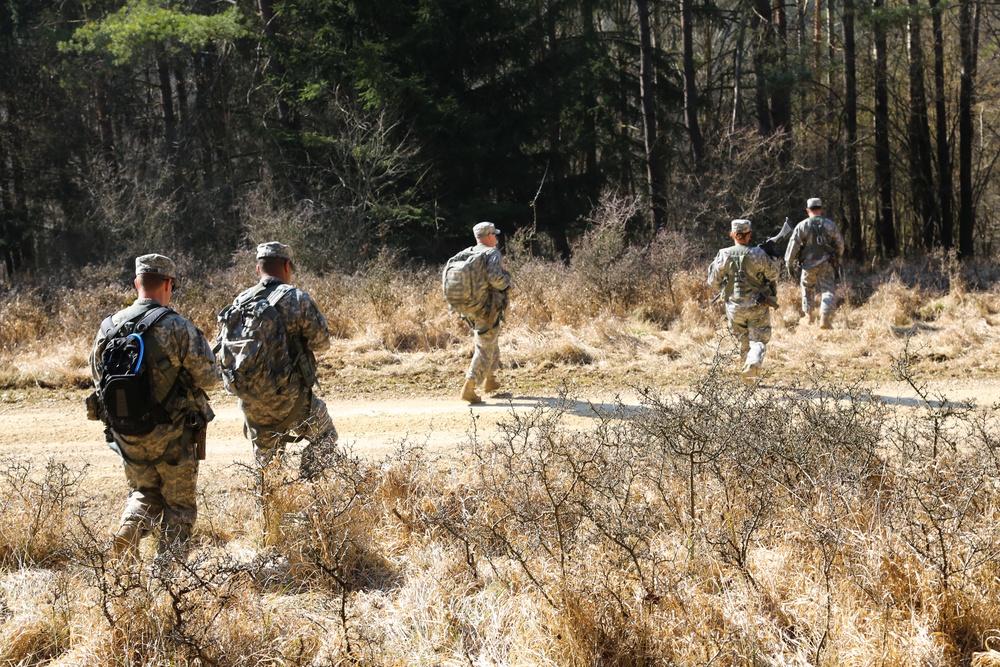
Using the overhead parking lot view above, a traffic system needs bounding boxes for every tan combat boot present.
[483,371,501,394]
[461,379,482,404]
[741,363,761,387]
[112,521,142,567]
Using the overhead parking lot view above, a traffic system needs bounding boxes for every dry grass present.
[5,241,1000,663]
[2,368,1000,665]
[3,244,1000,394]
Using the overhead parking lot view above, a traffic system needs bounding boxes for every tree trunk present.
[94,72,116,173]
[873,0,897,257]
[814,0,824,87]
[636,0,667,231]
[156,51,176,153]
[681,0,705,170]
[752,0,773,136]
[842,0,863,260]
[258,0,296,132]
[931,0,953,250]
[770,0,792,142]
[907,0,938,249]
[958,0,977,257]
[582,0,598,178]
[732,19,746,135]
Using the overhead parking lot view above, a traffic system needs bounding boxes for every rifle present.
[758,218,794,258]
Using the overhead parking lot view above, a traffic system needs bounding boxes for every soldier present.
[459,222,511,404]
[784,197,845,329]
[89,254,218,562]
[708,220,782,385]
[227,242,338,477]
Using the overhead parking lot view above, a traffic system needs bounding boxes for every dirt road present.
[4,378,998,490]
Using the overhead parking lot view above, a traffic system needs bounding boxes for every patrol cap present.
[256,241,293,262]
[135,253,179,286]
[731,219,752,235]
[807,197,824,209]
[473,221,501,238]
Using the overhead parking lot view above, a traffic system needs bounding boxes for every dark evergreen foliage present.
[1,0,999,278]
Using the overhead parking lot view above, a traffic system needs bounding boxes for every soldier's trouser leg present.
[466,325,501,385]
[814,264,838,321]
[745,310,772,368]
[297,396,340,480]
[118,453,198,559]
[728,312,751,365]
[157,457,198,555]
[730,307,771,369]
[250,427,287,466]
[800,274,817,320]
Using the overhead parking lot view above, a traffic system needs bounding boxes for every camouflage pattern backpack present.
[215,283,298,402]
[442,247,486,316]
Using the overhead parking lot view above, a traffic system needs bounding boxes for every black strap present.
[101,304,172,340]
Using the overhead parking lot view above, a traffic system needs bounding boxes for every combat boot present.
[483,371,501,393]
[819,312,833,329]
[461,379,482,404]
[741,363,761,387]
[112,521,142,567]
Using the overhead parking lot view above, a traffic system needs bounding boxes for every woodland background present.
[2,0,999,280]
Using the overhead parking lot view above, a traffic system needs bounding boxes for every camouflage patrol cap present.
[135,253,179,285]
[807,197,824,209]
[256,242,293,262]
[731,219,752,235]
[473,221,501,238]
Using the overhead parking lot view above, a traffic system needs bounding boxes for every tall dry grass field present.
[3,232,1000,664]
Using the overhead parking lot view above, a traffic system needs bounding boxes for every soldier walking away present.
[708,220,782,386]
[87,254,218,564]
[216,242,338,479]
[784,198,845,329]
[445,222,511,404]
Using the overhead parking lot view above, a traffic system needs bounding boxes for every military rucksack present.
[215,282,301,403]
[442,247,486,316]
[97,305,175,436]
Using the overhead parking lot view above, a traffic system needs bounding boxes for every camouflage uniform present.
[463,226,511,388]
[708,221,782,374]
[784,201,845,326]
[232,244,337,470]
[89,255,217,555]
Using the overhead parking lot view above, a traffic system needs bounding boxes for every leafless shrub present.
[570,193,647,312]
[0,458,89,567]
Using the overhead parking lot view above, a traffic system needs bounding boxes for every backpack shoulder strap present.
[101,303,169,340]
[135,306,173,335]
[266,283,294,308]
[235,281,291,309]
[234,282,270,307]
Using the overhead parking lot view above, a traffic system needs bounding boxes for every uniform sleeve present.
[485,250,511,291]
[294,291,331,354]
[178,320,219,391]
[707,251,727,291]
[784,224,804,266]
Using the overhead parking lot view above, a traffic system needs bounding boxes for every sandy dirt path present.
[3,379,999,489]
